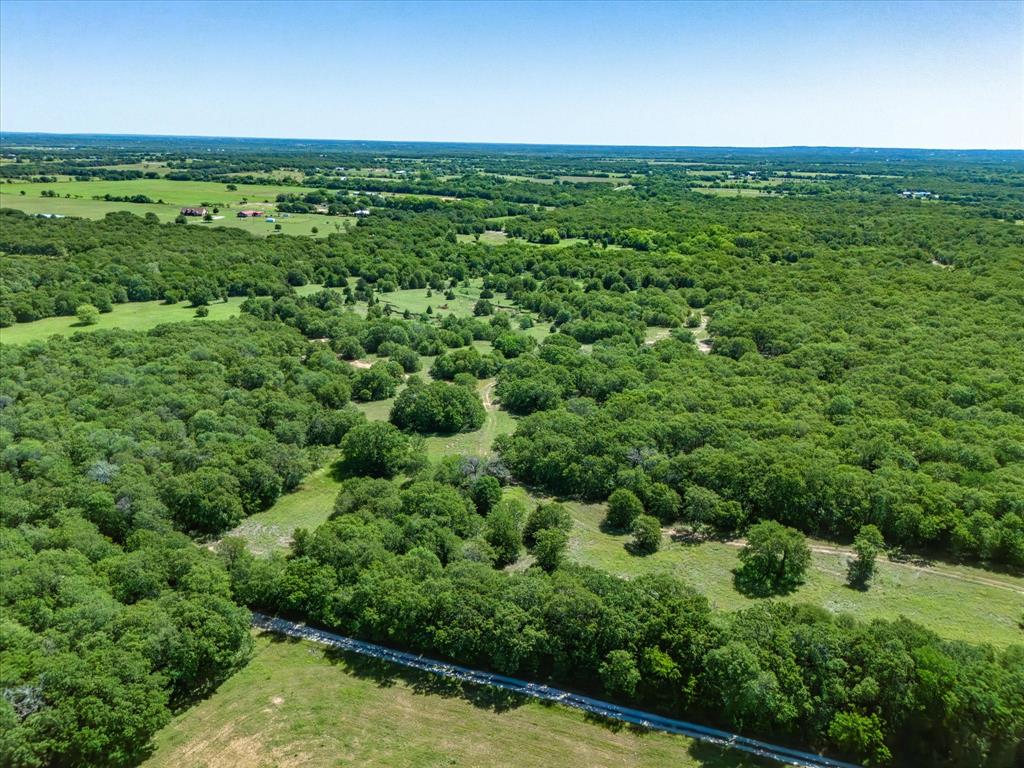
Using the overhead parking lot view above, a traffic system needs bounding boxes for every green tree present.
[485,504,522,567]
[703,641,795,731]
[75,303,100,325]
[523,502,572,547]
[471,475,502,515]
[630,514,661,555]
[340,421,413,477]
[646,482,681,524]
[599,650,640,697]
[539,227,561,245]
[163,467,244,533]
[532,526,568,572]
[605,488,644,531]
[828,711,892,767]
[735,520,811,596]
[847,524,885,589]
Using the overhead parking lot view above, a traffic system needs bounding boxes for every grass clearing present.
[456,230,509,245]
[691,187,767,197]
[224,455,343,555]
[561,499,1024,648]
[2,177,314,206]
[0,296,246,345]
[144,633,764,768]
[1,176,354,238]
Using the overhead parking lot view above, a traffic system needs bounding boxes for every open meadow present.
[0,179,355,237]
[143,633,766,768]
[550,494,1024,648]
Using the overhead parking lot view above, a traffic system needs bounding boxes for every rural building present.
[354,208,371,217]
[180,206,208,216]
[237,210,265,218]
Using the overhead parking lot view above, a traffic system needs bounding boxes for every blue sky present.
[1,0,1020,148]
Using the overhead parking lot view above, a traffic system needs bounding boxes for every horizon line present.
[1,130,1021,154]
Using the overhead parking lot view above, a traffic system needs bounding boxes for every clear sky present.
[1,0,1021,149]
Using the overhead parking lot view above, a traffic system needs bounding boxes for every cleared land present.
[554,496,1024,648]
[1,177,355,238]
[230,378,516,555]
[456,230,509,245]
[0,296,246,345]
[144,633,765,768]
[1,178,314,206]
[0,279,531,345]
[224,457,344,556]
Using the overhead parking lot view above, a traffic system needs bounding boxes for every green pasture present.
[0,296,246,345]
[456,230,509,244]
[557,498,1024,648]
[144,633,760,768]
[1,177,314,206]
[0,195,351,238]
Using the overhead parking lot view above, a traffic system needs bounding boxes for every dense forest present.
[1,138,1023,767]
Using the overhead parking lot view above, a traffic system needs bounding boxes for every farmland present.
[0,179,355,238]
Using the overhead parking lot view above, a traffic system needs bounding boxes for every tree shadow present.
[319,644,530,714]
[732,566,802,598]
[668,527,707,547]
[624,540,658,557]
[687,738,776,767]
[598,517,629,536]
[326,456,350,483]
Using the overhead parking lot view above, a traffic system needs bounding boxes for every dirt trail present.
[695,315,712,354]
[347,358,372,369]
[721,537,1024,594]
[481,379,497,411]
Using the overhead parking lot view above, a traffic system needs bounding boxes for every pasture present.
[556,496,1024,648]
[143,633,762,768]
[0,177,353,238]
[1,177,314,206]
[0,296,246,345]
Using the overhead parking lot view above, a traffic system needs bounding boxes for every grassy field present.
[0,296,247,345]
[555,497,1024,648]
[3,278,503,345]
[1,177,314,206]
[1,176,355,238]
[456,230,509,245]
[144,633,765,768]
[691,187,767,197]
[233,377,516,556]
[224,456,344,556]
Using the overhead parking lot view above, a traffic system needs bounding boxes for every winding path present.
[253,613,861,768]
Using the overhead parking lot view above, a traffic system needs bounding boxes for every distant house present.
[265,217,276,223]
[353,208,371,217]
[237,209,265,218]
[180,206,208,217]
